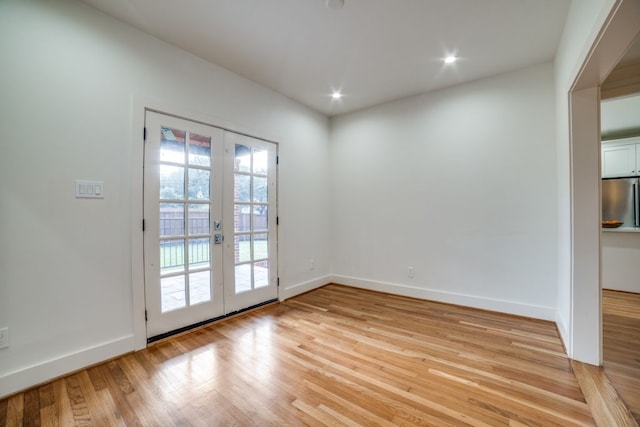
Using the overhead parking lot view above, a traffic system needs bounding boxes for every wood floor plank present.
[37,384,55,411]
[64,374,94,426]
[22,388,40,427]
[0,399,7,427]
[76,370,121,427]
[117,353,185,425]
[45,380,66,427]
[603,289,640,424]
[4,394,23,426]
[94,363,140,426]
[572,359,637,427]
[0,284,611,425]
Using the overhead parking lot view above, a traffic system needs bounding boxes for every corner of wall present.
[279,275,333,301]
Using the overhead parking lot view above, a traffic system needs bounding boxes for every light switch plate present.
[76,180,104,199]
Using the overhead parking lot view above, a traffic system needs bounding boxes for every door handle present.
[214,234,224,244]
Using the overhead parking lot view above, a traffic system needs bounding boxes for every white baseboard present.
[603,284,640,293]
[0,335,134,399]
[556,310,571,357]
[331,275,556,321]
[279,275,332,301]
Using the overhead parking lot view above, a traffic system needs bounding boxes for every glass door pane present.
[233,145,268,293]
[157,126,214,312]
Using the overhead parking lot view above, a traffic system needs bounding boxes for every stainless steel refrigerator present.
[602,177,640,228]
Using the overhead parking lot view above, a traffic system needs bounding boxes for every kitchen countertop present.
[602,226,640,233]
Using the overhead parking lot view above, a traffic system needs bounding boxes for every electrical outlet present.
[408,266,415,278]
[0,327,9,349]
[310,259,315,270]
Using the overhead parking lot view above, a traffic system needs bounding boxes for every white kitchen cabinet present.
[602,231,640,293]
[601,137,640,178]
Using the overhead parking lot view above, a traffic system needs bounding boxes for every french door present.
[223,132,278,313]
[143,111,277,339]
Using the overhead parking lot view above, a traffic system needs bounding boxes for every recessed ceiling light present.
[444,55,457,64]
[326,0,345,10]
[331,91,343,100]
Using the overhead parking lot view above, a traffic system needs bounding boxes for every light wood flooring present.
[1,284,598,426]
[603,289,640,423]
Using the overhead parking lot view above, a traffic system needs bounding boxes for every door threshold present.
[147,298,279,344]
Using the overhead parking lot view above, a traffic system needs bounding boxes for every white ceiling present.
[79,0,571,117]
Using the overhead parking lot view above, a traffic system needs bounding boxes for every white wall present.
[602,232,640,292]
[0,0,331,397]
[553,0,617,362]
[329,63,558,319]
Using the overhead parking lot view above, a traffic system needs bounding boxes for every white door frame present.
[130,99,280,350]
[567,0,640,364]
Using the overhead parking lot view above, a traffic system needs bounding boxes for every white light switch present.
[76,180,104,199]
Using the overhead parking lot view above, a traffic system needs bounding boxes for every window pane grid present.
[159,127,214,312]
[233,144,271,294]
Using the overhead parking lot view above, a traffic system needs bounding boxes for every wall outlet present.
[408,266,415,278]
[0,327,9,349]
[309,259,315,270]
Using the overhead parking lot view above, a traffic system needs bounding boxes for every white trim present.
[279,275,333,301]
[556,309,571,352]
[0,335,134,399]
[331,275,557,321]
[131,97,147,350]
[569,87,602,365]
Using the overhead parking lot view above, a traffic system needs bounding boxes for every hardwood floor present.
[603,289,640,423]
[0,284,597,426]
[571,359,636,426]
